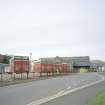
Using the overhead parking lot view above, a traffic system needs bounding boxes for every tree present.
[3,55,11,64]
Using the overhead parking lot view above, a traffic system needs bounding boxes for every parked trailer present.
[14,60,29,73]
[33,64,52,73]
[10,56,30,73]
[62,64,70,73]
[33,63,70,73]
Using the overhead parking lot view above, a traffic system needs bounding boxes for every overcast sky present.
[0,0,105,60]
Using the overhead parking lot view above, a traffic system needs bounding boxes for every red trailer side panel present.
[14,60,29,73]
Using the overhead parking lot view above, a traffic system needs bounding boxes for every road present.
[0,73,104,105]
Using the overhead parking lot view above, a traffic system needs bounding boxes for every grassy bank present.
[87,90,105,105]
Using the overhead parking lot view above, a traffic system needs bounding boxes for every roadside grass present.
[86,90,105,105]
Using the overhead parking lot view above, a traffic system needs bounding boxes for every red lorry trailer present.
[13,56,30,73]
[33,63,70,73]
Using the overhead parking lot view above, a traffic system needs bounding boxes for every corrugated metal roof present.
[39,56,90,67]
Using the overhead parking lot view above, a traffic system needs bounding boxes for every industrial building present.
[0,54,91,74]
[91,60,105,72]
[71,56,90,72]
[31,56,72,73]
[33,56,91,73]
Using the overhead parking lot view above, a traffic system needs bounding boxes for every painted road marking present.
[81,80,85,82]
[57,90,64,95]
[66,86,71,90]
[27,75,105,105]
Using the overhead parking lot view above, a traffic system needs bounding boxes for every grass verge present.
[86,90,105,105]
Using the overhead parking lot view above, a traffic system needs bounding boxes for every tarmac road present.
[0,73,104,105]
[41,75,105,105]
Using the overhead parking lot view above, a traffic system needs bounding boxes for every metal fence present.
[0,72,70,87]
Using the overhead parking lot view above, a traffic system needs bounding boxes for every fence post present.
[26,72,29,79]
[21,73,22,80]
[13,73,15,80]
